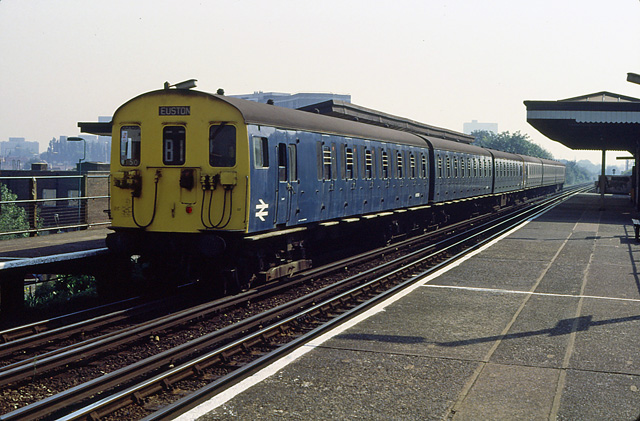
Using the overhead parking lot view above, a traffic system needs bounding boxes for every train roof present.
[520,154,543,164]
[297,100,475,144]
[486,149,526,161]
[539,158,566,166]
[423,136,492,156]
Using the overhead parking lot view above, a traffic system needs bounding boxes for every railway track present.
[0,186,589,420]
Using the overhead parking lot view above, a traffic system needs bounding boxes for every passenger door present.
[275,141,298,225]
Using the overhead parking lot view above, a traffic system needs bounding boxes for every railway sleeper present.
[161,378,173,391]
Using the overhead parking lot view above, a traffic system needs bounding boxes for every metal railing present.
[0,174,110,238]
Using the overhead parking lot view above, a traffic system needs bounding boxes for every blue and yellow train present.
[84,82,565,291]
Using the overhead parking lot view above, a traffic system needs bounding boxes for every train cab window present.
[253,137,269,168]
[120,126,141,166]
[364,149,373,179]
[209,125,236,167]
[163,126,186,165]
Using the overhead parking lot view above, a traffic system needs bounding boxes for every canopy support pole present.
[600,149,606,211]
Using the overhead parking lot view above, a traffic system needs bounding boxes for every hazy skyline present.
[1,0,639,166]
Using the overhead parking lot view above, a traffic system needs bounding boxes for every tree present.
[562,161,595,185]
[471,130,554,159]
[0,184,30,239]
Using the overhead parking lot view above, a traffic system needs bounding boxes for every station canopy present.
[524,92,640,153]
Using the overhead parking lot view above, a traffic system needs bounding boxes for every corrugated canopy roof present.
[524,92,640,152]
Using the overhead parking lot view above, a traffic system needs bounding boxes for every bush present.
[0,184,30,239]
[26,275,97,309]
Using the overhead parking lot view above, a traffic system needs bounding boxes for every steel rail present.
[0,297,139,345]
[5,187,587,420]
[75,187,588,421]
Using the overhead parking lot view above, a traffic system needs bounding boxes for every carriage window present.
[446,156,451,178]
[322,145,332,180]
[461,157,465,178]
[396,151,404,178]
[209,125,236,167]
[453,157,458,178]
[381,150,389,179]
[420,154,427,179]
[253,137,269,168]
[288,144,297,181]
[410,153,416,178]
[278,143,287,182]
[120,125,141,166]
[316,142,323,180]
[346,147,355,180]
[437,156,443,178]
[365,149,373,179]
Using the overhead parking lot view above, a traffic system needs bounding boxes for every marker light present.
[186,206,193,214]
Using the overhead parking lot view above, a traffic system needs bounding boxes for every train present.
[87,81,565,293]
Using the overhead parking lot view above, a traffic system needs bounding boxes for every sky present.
[1,0,639,167]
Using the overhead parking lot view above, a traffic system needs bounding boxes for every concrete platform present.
[181,193,640,420]
[0,227,108,262]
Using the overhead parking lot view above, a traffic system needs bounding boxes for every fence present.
[0,173,110,238]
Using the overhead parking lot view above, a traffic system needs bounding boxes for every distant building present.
[463,120,498,135]
[0,137,40,170]
[231,91,351,109]
[1,137,39,155]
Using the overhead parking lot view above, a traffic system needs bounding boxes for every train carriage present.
[489,150,525,194]
[522,155,544,189]
[540,158,566,190]
[237,101,433,233]
[428,139,492,202]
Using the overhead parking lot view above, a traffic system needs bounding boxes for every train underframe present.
[101,184,562,298]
